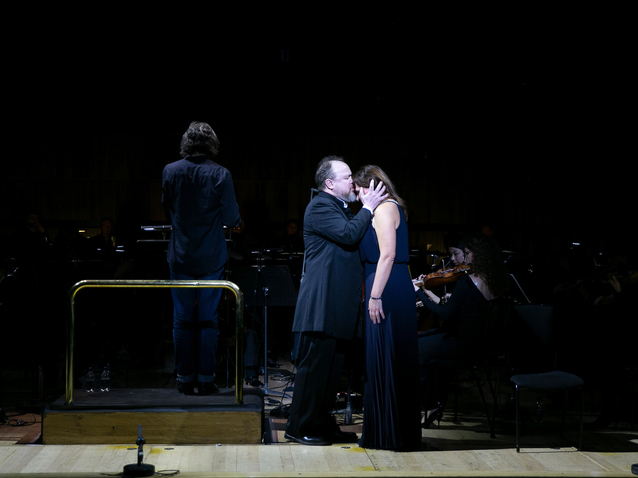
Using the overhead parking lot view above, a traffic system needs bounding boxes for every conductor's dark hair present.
[180,121,220,158]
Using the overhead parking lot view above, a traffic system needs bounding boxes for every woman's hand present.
[368,297,385,324]
[414,274,449,304]
[413,279,421,292]
[413,274,427,291]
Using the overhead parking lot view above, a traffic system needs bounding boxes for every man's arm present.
[161,171,172,223]
[309,197,371,246]
[220,172,241,228]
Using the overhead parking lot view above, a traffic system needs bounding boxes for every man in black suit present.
[285,156,387,446]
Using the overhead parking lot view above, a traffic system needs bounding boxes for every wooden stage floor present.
[1,413,637,477]
[1,362,637,476]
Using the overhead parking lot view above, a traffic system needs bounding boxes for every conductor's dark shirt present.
[162,155,241,276]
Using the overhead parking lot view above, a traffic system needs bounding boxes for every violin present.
[413,263,471,290]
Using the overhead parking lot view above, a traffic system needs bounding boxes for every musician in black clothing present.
[415,233,509,427]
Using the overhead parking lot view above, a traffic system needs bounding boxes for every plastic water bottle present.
[86,367,95,393]
[100,365,111,392]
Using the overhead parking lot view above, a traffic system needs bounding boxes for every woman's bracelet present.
[370,296,382,300]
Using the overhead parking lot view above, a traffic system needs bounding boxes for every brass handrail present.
[66,280,244,405]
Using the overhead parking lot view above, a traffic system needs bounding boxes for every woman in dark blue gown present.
[353,165,421,451]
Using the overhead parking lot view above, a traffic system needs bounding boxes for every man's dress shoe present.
[284,432,331,446]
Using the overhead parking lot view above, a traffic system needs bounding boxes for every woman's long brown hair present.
[353,165,407,220]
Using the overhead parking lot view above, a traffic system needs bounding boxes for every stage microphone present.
[123,425,155,477]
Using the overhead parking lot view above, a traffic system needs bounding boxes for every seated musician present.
[416,231,468,310]
[414,233,509,428]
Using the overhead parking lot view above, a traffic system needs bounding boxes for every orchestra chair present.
[427,297,514,438]
[508,304,584,452]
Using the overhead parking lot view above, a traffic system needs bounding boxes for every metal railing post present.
[66,280,244,405]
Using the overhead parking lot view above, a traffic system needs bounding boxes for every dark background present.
[0,6,635,405]
[2,6,633,263]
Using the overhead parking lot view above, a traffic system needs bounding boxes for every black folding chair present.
[509,304,584,452]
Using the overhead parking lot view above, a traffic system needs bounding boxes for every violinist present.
[446,231,469,267]
[414,231,469,325]
[415,233,510,428]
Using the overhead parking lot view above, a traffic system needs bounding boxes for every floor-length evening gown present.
[358,202,422,451]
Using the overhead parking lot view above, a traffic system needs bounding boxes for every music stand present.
[233,262,297,398]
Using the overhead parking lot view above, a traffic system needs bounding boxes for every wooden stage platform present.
[2,361,637,476]
[2,409,638,477]
[41,388,263,445]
